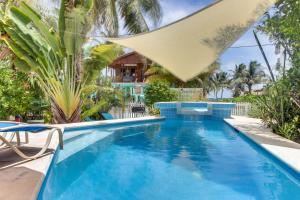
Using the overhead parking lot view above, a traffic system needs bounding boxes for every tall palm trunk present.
[51,100,81,123]
[221,88,224,98]
[247,84,252,94]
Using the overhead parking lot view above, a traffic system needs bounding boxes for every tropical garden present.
[145,60,266,99]
[0,0,299,142]
[254,0,300,142]
[0,0,162,123]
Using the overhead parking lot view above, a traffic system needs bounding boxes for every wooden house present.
[109,52,151,83]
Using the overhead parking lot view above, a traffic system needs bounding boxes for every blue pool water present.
[39,119,300,200]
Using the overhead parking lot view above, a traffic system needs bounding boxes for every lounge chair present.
[0,122,63,160]
[99,112,114,120]
[0,121,23,148]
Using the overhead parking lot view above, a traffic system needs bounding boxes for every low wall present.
[154,102,236,119]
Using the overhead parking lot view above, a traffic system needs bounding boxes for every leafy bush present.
[255,0,300,142]
[149,108,160,116]
[81,85,123,120]
[0,61,44,120]
[144,81,178,107]
[219,94,260,103]
[278,117,299,141]
[253,80,300,142]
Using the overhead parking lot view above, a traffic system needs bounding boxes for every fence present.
[172,88,203,101]
[110,102,252,119]
[231,102,252,116]
[110,103,150,119]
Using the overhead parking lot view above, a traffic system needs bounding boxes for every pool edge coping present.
[224,116,300,176]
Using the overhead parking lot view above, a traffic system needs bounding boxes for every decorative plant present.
[278,117,299,141]
[0,60,43,120]
[0,1,120,123]
[253,0,300,142]
[253,81,300,141]
[144,80,178,108]
[81,82,123,120]
[0,0,164,123]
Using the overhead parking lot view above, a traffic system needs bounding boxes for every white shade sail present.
[107,0,276,81]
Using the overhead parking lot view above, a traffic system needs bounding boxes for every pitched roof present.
[110,52,150,67]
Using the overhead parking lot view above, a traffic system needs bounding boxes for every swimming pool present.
[38,118,300,200]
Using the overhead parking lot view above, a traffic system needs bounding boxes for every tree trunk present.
[51,100,81,124]
[248,84,252,94]
[221,87,224,98]
[0,46,10,60]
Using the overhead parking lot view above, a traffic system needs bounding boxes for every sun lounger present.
[0,122,63,159]
[0,121,23,148]
[99,112,114,120]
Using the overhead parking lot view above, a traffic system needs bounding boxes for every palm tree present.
[230,64,246,97]
[218,71,230,99]
[211,71,230,99]
[95,0,162,36]
[145,61,220,89]
[1,0,162,123]
[0,2,120,123]
[191,61,220,97]
[144,64,184,87]
[244,61,265,94]
[28,0,162,37]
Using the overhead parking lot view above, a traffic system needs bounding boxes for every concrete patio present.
[0,131,58,200]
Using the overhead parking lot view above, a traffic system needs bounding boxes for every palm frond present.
[83,44,121,83]
[135,0,162,26]
[93,0,119,36]
[119,0,149,33]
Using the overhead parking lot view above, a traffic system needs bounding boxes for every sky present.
[149,0,283,98]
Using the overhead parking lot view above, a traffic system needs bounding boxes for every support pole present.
[253,31,275,82]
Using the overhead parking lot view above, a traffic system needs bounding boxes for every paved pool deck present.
[0,116,299,200]
[225,116,300,174]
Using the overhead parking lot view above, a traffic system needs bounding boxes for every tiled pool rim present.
[37,116,300,198]
[223,120,300,181]
[154,102,236,119]
[63,118,164,132]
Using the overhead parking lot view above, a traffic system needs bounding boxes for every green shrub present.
[278,117,299,141]
[149,108,160,116]
[0,61,44,120]
[81,86,123,120]
[144,80,178,107]
[218,94,260,103]
[253,80,300,142]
